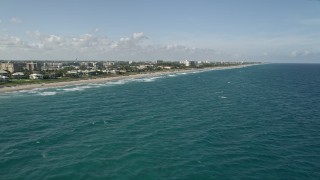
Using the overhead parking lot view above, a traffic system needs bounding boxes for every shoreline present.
[0,65,255,93]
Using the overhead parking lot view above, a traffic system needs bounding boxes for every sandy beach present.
[0,65,254,93]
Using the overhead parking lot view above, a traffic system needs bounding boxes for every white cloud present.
[28,42,44,49]
[0,31,221,60]
[26,31,66,50]
[10,17,22,23]
[0,35,25,48]
[133,32,147,40]
[111,32,148,50]
[1,30,320,62]
[46,35,63,43]
[43,35,65,49]
[26,30,42,38]
[71,33,111,51]
[290,50,312,57]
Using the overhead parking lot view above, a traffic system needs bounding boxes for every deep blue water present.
[1,64,320,179]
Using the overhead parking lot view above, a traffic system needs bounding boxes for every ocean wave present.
[177,72,187,75]
[1,75,169,97]
[3,70,211,96]
[62,85,94,92]
[168,74,177,77]
[38,91,57,96]
[129,76,165,83]
[19,88,46,94]
[106,80,130,85]
[141,76,163,82]
[3,64,320,179]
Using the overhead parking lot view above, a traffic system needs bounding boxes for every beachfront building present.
[156,60,164,64]
[12,72,25,79]
[0,62,14,73]
[66,70,87,77]
[66,70,81,77]
[0,75,10,82]
[0,62,24,73]
[42,62,63,71]
[29,73,44,80]
[180,60,190,67]
[88,62,97,69]
[110,70,119,74]
[0,70,9,76]
[137,65,154,70]
[26,62,41,72]
[179,60,197,67]
[103,61,115,67]
[189,61,197,67]
[82,70,97,76]
[119,70,127,74]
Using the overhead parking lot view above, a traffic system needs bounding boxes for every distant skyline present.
[1,0,320,62]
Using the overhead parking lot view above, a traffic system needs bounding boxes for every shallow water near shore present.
[1,64,320,179]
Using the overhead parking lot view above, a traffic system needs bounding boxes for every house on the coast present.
[0,75,10,82]
[66,70,81,77]
[0,70,9,76]
[110,70,119,74]
[82,70,97,76]
[12,72,25,79]
[0,70,10,82]
[29,73,44,80]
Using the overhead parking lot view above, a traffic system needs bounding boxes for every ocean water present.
[1,64,320,179]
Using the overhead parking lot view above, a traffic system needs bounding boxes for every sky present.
[0,0,320,62]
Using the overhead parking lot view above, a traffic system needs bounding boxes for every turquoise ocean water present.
[1,64,320,179]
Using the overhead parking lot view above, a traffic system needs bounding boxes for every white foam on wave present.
[168,74,177,77]
[19,88,45,94]
[109,79,132,85]
[18,90,33,93]
[1,87,59,97]
[143,76,164,82]
[62,85,93,92]
[220,96,227,99]
[132,76,164,83]
[5,70,208,97]
[177,72,187,75]
[10,87,52,96]
[38,91,57,96]
[143,78,155,82]
[61,87,81,92]
[1,71,206,98]
[175,70,206,76]
[88,83,105,87]
[52,79,132,93]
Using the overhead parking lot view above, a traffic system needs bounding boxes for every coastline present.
[0,65,255,93]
